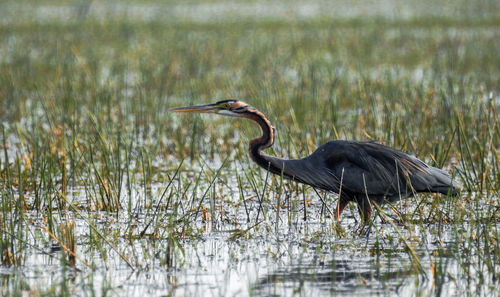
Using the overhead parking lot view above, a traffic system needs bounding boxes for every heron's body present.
[261,140,456,199]
[171,100,458,224]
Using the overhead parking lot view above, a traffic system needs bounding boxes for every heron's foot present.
[356,214,374,236]
[356,222,371,236]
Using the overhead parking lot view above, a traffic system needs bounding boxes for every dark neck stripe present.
[246,108,283,173]
[247,109,274,149]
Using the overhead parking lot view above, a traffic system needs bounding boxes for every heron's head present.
[169,99,251,118]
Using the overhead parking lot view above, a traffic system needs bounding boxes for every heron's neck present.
[246,109,286,175]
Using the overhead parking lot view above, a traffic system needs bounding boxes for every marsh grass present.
[1,0,500,296]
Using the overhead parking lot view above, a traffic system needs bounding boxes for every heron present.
[170,99,458,225]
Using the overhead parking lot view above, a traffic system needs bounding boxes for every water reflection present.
[252,256,413,296]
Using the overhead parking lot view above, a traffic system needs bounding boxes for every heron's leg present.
[356,195,373,226]
[336,196,349,223]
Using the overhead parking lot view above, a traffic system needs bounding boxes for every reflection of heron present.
[171,99,458,225]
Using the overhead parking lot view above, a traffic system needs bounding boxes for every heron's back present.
[263,140,458,202]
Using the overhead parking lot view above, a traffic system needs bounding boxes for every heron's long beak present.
[169,103,219,113]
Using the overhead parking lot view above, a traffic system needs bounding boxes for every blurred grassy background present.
[1,1,499,187]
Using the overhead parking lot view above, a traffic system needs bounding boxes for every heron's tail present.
[430,185,459,196]
[427,166,461,196]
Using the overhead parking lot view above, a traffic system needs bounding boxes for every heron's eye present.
[224,103,231,109]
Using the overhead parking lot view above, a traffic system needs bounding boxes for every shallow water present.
[2,179,498,296]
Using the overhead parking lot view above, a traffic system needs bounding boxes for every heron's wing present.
[262,140,456,197]
[314,141,454,197]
